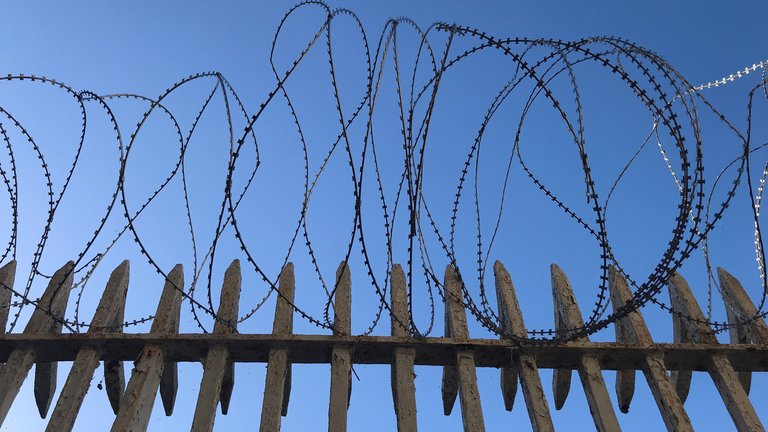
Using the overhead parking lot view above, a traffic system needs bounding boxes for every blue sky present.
[1,1,767,431]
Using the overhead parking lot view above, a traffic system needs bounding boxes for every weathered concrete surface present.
[328,262,352,432]
[612,312,635,413]
[45,347,100,430]
[111,264,182,432]
[390,264,417,432]
[551,264,620,432]
[668,273,764,432]
[494,261,554,432]
[104,356,125,415]
[0,261,73,426]
[669,303,692,403]
[494,262,519,411]
[192,346,230,432]
[718,267,768,395]
[608,266,692,432]
[104,262,130,415]
[192,260,241,432]
[3,333,768,370]
[259,263,295,432]
[0,260,16,334]
[441,265,485,432]
[46,261,129,431]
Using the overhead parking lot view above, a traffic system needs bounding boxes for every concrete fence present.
[0,259,765,431]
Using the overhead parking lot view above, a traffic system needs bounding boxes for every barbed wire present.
[0,2,766,343]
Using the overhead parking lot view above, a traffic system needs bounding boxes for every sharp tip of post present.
[168,264,185,283]
[116,260,130,272]
[620,404,630,414]
[391,263,405,279]
[550,263,564,276]
[279,262,293,283]
[228,259,241,272]
[493,261,512,281]
[56,261,76,277]
[716,266,729,278]
[336,261,351,279]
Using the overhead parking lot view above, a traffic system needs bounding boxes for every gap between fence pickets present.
[1,260,768,431]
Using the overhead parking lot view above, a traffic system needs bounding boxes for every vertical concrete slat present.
[494,261,554,432]
[723,313,752,395]
[551,264,621,432]
[105,261,128,415]
[272,263,296,417]
[718,268,768,343]
[0,261,74,425]
[552,304,572,410]
[390,264,417,432]
[104,357,125,415]
[328,262,352,432]
[259,262,296,432]
[668,273,764,432]
[160,292,181,417]
[46,261,130,432]
[718,268,768,395]
[0,260,17,334]
[111,264,183,432]
[608,266,693,432]
[35,263,77,419]
[613,313,635,413]
[441,265,485,432]
[191,260,241,432]
[670,303,692,403]
[493,262,518,412]
[441,282,459,416]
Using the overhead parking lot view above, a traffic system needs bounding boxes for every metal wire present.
[0,2,766,344]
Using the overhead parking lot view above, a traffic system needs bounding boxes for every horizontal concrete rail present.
[1,334,767,371]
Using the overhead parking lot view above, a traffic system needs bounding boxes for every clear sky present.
[1,1,767,431]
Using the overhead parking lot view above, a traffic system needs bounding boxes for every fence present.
[0,259,766,431]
